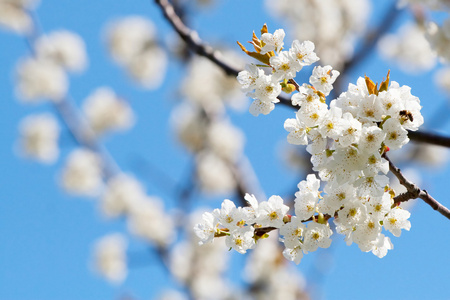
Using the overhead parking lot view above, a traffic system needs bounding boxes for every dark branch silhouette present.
[383,153,450,220]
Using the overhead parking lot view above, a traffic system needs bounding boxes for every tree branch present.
[407,130,450,148]
[153,0,293,107]
[383,153,450,220]
[154,0,239,76]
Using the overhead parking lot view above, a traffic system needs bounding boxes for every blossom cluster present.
[237,27,319,116]
[195,26,423,264]
[16,30,87,102]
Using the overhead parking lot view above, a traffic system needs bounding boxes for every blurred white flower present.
[127,197,175,247]
[101,174,146,218]
[82,87,134,135]
[378,22,436,72]
[127,46,168,89]
[106,16,167,89]
[157,290,188,300]
[265,0,371,68]
[196,151,236,195]
[412,144,449,167]
[93,233,127,283]
[16,57,68,102]
[181,56,247,113]
[426,20,450,62]
[245,234,307,300]
[207,120,245,162]
[0,0,39,33]
[434,67,450,93]
[171,103,208,153]
[18,113,59,163]
[34,30,87,72]
[61,148,103,196]
[107,16,156,64]
[170,212,232,299]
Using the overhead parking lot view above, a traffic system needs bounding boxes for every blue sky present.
[1,0,450,299]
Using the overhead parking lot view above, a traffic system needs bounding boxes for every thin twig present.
[383,153,450,220]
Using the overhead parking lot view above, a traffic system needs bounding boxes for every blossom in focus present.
[260,28,285,54]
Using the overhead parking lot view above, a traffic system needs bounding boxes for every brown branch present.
[155,0,239,76]
[154,0,293,107]
[383,153,450,220]
[408,130,450,148]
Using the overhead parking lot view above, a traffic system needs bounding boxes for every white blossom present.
[196,151,236,194]
[237,64,265,93]
[280,216,306,249]
[309,65,339,96]
[106,16,167,89]
[225,227,256,254]
[0,0,39,33]
[18,113,59,163]
[207,120,244,162]
[378,22,436,72]
[128,197,175,246]
[93,233,127,283]
[302,222,333,252]
[383,207,411,237]
[284,112,309,145]
[107,16,156,64]
[101,174,146,218]
[289,40,319,68]
[213,199,246,230]
[269,50,299,80]
[16,57,68,102]
[382,117,409,150]
[61,148,103,196]
[194,212,218,245]
[260,29,285,54]
[82,87,135,135]
[256,195,289,228]
[34,30,87,72]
